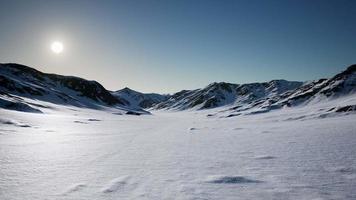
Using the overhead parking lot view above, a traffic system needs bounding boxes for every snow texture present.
[1,98,356,199]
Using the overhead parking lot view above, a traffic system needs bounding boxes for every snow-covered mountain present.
[152,65,356,117]
[216,64,356,117]
[1,63,355,116]
[0,63,147,114]
[153,80,303,111]
[279,64,356,105]
[112,87,170,109]
[154,82,239,110]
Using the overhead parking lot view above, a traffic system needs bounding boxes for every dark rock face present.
[139,99,156,108]
[0,74,46,96]
[50,76,123,105]
[335,105,356,113]
[333,64,356,79]
[126,111,141,115]
[0,97,42,113]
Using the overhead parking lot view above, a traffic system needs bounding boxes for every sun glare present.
[51,41,63,54]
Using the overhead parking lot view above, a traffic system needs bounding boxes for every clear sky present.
[1,0,356,93]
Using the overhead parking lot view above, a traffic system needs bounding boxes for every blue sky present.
[0,0,355,93]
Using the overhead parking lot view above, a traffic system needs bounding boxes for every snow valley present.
[1,63,356,200]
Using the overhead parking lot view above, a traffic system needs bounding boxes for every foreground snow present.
[1,104,356,200]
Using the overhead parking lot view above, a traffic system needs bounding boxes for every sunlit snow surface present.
[1,101,356,200]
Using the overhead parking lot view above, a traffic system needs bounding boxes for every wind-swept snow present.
[1,101,356,199]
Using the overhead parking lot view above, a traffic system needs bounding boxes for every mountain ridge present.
[0,63,146,114]
[1,63,355,115]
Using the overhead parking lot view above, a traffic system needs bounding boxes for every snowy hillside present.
[279,64,356,105]
[153,65,356,119]
[112,87,170,109]
[216,64,356,117]
[0,63,147,115]
[154,82,239,110]
[153,80,302,111]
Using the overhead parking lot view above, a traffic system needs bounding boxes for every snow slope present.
[153,80,302,111]
[1,97,356,200]
[207,65,356,117]
[0,63,147,115]
[153,65,356,115]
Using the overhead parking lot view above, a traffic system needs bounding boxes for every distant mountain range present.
[153,80,303,110]
[0,63,355,115]
[215,64,356,117]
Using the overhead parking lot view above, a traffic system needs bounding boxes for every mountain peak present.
[334,64,356,79]
[112,87,169,109]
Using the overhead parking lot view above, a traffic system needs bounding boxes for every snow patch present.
[62,183,87,195]
[101,176,130,193]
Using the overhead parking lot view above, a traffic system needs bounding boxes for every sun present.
[51,41,64,54]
